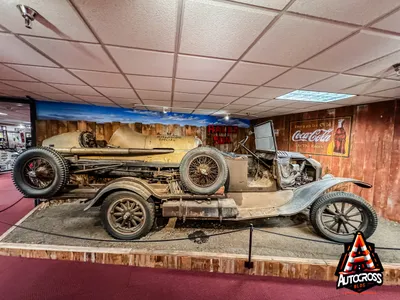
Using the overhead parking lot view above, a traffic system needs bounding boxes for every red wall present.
[253,99,400,223]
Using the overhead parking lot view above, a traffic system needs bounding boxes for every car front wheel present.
[310,191,378,243]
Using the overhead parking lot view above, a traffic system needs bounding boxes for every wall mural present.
[36,101,250,128]
[288,117,352,157]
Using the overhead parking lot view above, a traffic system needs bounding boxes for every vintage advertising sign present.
[289,117,352,157]
[207,125,238,144]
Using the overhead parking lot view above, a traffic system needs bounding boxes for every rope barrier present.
[0,198,399,250]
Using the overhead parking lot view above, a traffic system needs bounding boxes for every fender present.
[276,177,372,216]
[83,177,154,211]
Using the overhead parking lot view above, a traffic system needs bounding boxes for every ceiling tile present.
[259,99,298,107]
[301,31,400,72]
[372,10,400,34]
[246,86,292,98]
[244,15,354,66]
[174,79,215,94]
[0,90,41,98]
[345,50,400,77]
[2,81,60,93]
[305,74,370,92]
[50,84,100,96]
[95,87,136,98]
[267,107,297,113]
[198,102,226,109]
[75,0,178,51]
[232,0,291,9]
[110,97,141,104]
[108,46,174,77]
[241,106,270,113]
[70,70,129,88]
[173,93,206,102]
[137,90,171,101]
[0,82,23,91]
[142,100,170,106]
[127,75,172,91]
[223,104,252,112]
[176,55,235,81]
[75,95,110,103]
[224,62,288,85]
[267,69,336,89]
[35,93,82,102]
[288,0,400,25]
[281,101,318,109]
[0,33,56,67]
[173,101,199,108]
[369,87,400,98]
[181,0,276,59]
[232,97,268,105]
[203,95,238,104]
[8,65,84,85]
[342,79,400,94]
[193,109,217,115]
[0,0,96,41]
[0,64,36,81]
[212,83,256,96]
[24,37,118,72]
[330,95,386,105]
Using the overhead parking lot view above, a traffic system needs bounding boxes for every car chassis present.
[12,121,378,243]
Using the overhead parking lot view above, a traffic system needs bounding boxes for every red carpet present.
[0,173,399,299]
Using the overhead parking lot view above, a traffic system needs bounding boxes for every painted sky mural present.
[36,101,250,128]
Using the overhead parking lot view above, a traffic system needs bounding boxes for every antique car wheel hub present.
[22,157,55,189]
[109,198,145,233]
[320,202,364,235]
[188,155,220,188]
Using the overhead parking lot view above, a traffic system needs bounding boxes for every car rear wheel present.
[12,147,69,198]
[101,191,155,240]
[179,147,228,195]
[310,191,378,243]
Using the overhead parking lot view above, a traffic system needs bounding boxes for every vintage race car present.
[12,121,377,243]
[0,148,19,173]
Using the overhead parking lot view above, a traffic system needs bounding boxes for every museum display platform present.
[0,202,399,285]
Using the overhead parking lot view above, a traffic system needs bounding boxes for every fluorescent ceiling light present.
[277,90,354,102]
[0,112,8,116]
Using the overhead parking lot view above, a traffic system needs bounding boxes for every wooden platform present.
[0,204,399,285]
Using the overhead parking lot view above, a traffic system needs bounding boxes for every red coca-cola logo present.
[292,129,333,142]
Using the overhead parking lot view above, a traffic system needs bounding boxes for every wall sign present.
[288,117,352,157]
[207,125,238,144]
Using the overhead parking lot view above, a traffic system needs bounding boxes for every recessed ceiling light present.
[277,90,354,102]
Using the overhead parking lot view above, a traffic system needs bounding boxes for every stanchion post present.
[245,223,254,269]
[34,199,41,207]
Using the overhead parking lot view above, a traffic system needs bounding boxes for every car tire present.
[310,191,378,243]
[101,191,155,240]
[12,147,69,198]
[179,147,228,195]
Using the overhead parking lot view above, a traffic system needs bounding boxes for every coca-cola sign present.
[289,117,352,157]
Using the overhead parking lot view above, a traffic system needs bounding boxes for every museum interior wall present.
[34,101,250,155]
[253,99,400,223]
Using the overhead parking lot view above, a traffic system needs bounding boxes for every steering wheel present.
[233,135,249,152]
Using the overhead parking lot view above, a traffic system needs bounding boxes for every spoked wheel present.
[188,156,219,188]
[101,191,155,240]
[22,157,55,189]
[179,147,228,195]
[12,147,68,198]
[310,192,378,243]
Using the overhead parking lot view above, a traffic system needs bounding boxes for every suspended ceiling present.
[0,0,400,119]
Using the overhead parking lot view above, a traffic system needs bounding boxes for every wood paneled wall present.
[36,120,249,154]
[253,99,400,223]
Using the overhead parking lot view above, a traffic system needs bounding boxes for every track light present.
[224,115,230,121]
[163,107,168,114]
[17,4,37,29]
